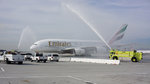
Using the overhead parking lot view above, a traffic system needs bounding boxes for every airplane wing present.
[61,46,97,56]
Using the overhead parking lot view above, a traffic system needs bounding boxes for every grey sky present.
[0,0,150,50]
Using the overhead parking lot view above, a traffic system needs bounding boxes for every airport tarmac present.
[0,55,150,84]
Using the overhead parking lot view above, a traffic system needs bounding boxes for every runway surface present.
[0,54,150,84]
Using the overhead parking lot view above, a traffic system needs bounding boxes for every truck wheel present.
[43,60,46,63]
[49,59,51,62]
[29,58,31,61]
[18,62,23,64]
[36,59,39,63]
[113,56,118,60]
[6,58,11,64]
[31,60,33,62]
[25,58,27,61]
[131,57,137,62]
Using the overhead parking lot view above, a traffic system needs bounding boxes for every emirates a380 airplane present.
[30,24,128,56]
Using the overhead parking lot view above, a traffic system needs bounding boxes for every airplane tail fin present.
[108,24,128,45]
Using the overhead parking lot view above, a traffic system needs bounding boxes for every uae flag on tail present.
[108,24,128,45]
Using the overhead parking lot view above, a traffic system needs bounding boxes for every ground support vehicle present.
[0,50,24,64]
[109,49,143,62]
[47,53,59,62]
[31,53,47,63]
[23,53,32,61]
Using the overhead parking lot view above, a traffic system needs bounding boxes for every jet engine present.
[74,48,85,56]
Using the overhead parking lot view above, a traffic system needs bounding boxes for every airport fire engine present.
[109,49,143,62]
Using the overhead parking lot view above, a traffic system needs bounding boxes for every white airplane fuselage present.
[30,39,69,52]
[30,39,98,55]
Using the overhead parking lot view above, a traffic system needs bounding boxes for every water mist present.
[65,4,111,50]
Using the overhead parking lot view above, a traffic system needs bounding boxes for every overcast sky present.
[0,0,150,50]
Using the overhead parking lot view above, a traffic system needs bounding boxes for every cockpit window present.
[34,44,37,45]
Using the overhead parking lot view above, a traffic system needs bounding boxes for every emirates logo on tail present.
[108,24,128,45]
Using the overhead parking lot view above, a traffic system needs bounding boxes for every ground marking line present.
[0,67,5,72]
[68,76,97,84]
[0,75,97,84]
[0,75,69,79]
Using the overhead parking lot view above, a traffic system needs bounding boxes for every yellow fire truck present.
[109,49,143,62]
